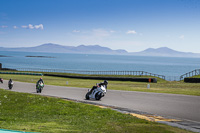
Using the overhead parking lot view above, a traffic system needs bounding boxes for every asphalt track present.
[1,80,200,132]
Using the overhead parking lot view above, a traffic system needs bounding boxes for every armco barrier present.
[184,78,200,83]
[0,71,43,76]
[44,74,157,83]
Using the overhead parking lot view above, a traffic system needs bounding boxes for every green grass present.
[1,73,200,96]
[189,75,200,78]
[0,89,192,133]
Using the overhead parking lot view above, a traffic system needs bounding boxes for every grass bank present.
[0,89,192,133]
[0,73,200,96]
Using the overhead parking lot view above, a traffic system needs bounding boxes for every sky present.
[0,0,200,53]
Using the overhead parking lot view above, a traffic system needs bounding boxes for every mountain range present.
[1,43,200,58]
[0,43,127,55]
[130,47,200,57]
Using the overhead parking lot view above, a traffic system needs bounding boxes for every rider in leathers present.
[89,80,108,94]
[36,78,44,88]
[8,79,13,86]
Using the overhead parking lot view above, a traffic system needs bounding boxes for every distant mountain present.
[1,44,200,57]
[0,43,128,55]
[130,47,200,58]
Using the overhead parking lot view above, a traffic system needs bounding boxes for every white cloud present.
[13,26,18,29]
[110,30,115,33]
[179,35,184,39]
[28,24,34,29]
[70,29,113,44]
[93,29,110,37]
[1,25,8,28]
[35,24,44,30]
[127,30,137,34]
[72,30,80,33]
[21,24,43,30]
[21,25,28,28]
[72,29,114,35]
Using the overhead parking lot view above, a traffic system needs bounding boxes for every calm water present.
[0,51,200,77]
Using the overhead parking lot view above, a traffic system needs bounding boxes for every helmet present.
[104,80,108,85]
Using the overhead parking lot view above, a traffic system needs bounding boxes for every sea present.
[0,51,200,80]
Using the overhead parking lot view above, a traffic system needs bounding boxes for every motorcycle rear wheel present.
[95,93,102,100]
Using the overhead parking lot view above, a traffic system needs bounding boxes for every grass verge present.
[0,89,192,133]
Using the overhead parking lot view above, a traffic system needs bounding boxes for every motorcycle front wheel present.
[85,92,90,100]
[36,88,40,93]
[9,85,13,89]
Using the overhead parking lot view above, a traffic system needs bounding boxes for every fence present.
[165,76,180,81]
[12,68,166,80]
[3,68,200,81]
[180,69,200,81]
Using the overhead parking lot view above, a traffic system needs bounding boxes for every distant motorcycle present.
[85,81,108,100]
[36,81,44,93]
[0,78,3,83]
[8,79,14,89]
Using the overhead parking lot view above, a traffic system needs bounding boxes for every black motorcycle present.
[8,79,13,89]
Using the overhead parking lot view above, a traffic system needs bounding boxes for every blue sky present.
[0,0,200,52]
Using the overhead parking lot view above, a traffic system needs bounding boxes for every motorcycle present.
[0,78,3,83]
[36,81,44,93]
[8,80,14,89]
[85,83,107,100]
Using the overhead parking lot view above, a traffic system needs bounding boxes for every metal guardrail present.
[11,68,166,80]
[180,69,200,81]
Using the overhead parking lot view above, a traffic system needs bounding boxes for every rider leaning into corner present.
[89,80,108,94]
